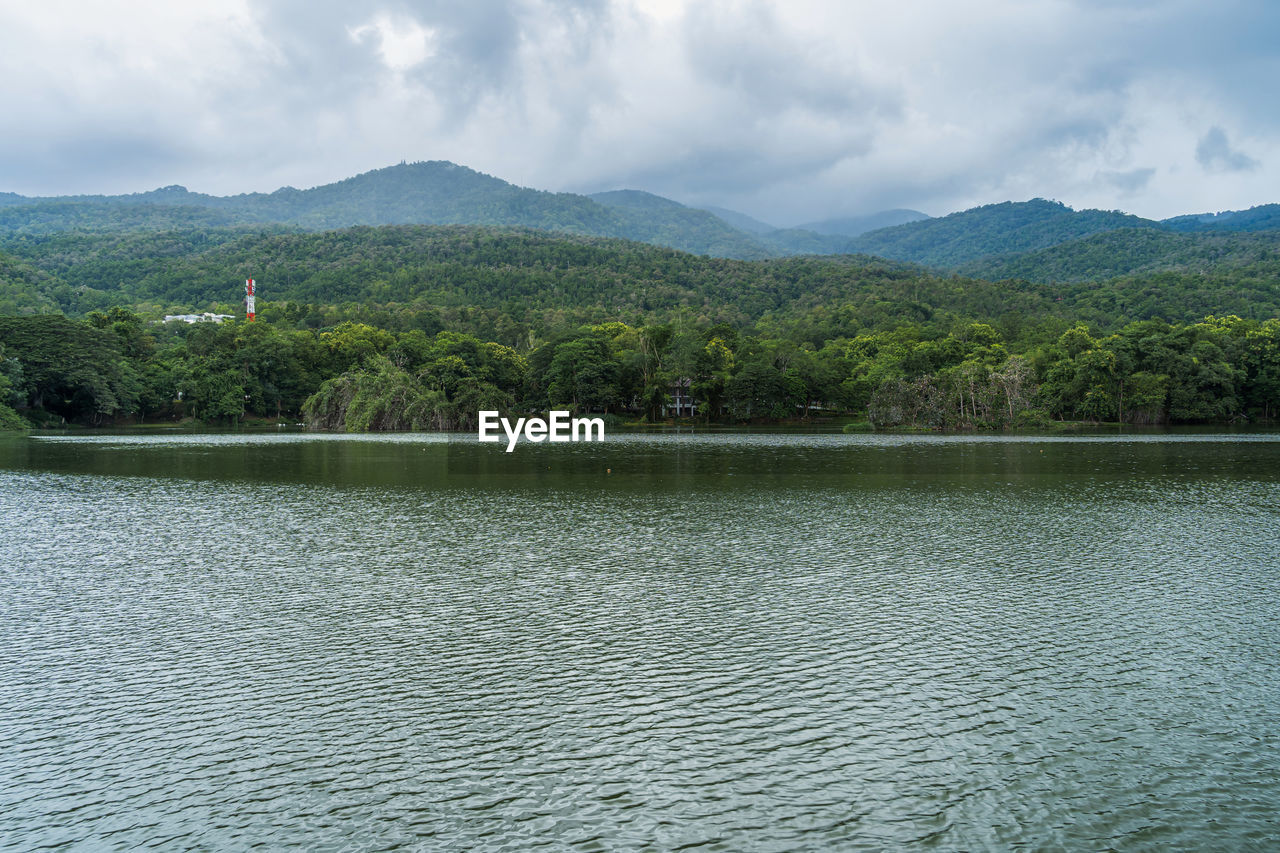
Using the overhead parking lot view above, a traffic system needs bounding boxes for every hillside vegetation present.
[3,225,1280,342]
[962,228,1280,282]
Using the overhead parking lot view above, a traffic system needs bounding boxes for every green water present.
[1,431,1278,850]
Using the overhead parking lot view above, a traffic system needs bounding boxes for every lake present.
[1,431,1278,850]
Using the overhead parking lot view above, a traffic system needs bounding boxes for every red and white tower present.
[245,278,256,321]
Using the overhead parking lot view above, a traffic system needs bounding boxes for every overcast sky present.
[0,0,1276,225]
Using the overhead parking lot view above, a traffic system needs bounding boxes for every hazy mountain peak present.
[590,189,689,212]
[796,209,930,238]
[697,206,778,235]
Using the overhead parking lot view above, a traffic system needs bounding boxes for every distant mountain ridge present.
[0,163,770,259]
[0,163,922,261]
[1162,204,1280,233]
[696,205,778,235]
[797,209,930,238]
[585,189,773,257]
[844,199,1160,267]
[1,164,1278,279]
[586,189,861,255]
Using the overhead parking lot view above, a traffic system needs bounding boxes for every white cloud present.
[349,14,437,73]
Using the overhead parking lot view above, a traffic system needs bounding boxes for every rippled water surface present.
[2,431,1279,850]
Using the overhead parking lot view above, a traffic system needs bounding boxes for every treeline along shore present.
[0,308,1276,433]
[0,224,1277,431]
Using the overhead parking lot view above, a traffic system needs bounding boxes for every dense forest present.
[961,228,1280,283]
[1,302,1276,433]
[4,225,1280,333]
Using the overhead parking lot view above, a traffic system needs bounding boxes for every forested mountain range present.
[843,199,1157,267]
[2,162,1278,282]
[842,200,1280,274]
[0,162,812,259]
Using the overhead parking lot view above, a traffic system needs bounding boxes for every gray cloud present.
[1196,126,1259,173]
[0,1,1276,220]
[682,3,891,118]
[1098,167,1156,194]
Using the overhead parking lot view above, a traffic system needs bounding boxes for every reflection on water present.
[1,432,1279,850]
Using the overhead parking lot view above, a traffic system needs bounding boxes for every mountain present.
[846,199,1160,267]
[587,190,773,258]
[797,209,930,238]
[754,228,855,256]
[5,165,1278,274]
[586,189,879,257]
[588,189,686,212]
[0,163,771,260]
[0,164,890,261]
[696,206,778,235]
[675,201,862,254]
[1162,204,1280,233]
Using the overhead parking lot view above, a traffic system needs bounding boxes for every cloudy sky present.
[0,0,1276,224]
